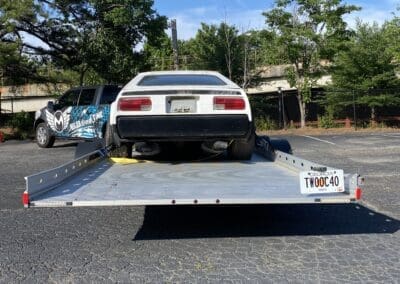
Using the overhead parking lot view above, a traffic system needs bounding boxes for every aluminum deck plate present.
[29,153,355,207]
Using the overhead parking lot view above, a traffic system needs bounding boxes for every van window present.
[78,89,96,106]
[58,90,79,108]
[100,86,121,104]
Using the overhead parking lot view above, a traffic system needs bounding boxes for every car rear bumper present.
[116,114,251,141]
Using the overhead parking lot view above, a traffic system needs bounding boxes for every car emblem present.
[54,111,64,131]
[45,107,71,133]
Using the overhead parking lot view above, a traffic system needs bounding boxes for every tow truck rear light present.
[22,192,30,206]
[213,97,245,110]
[118,97,152,111]
[355,187,362,200]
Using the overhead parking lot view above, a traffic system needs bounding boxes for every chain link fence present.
[249,88,400,130]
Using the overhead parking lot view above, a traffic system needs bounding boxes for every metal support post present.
[352,90,357,130]
[170,19,179,70]
[278,87,285,129]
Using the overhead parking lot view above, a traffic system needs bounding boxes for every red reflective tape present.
[22,192,30,206]
[355,187,362,200]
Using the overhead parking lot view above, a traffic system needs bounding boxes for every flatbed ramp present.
[23,137,362,207]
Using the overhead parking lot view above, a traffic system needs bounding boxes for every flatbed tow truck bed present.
[23,137,363,208]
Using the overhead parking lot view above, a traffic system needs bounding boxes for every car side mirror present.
[47,101,54,109]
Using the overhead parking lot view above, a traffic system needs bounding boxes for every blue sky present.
[154,0,399,40]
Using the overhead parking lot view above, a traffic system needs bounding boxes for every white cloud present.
[168,1,397,41]
[344,6,396,29]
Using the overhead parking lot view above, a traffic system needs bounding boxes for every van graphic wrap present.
[44,106,110,139]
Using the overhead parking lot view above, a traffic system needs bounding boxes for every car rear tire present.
[270,138,292,154]
[110,144,132,158]
[104,121,113,148]
[228,130,255,160]
[36,122,55,148]
[104,122,132,158]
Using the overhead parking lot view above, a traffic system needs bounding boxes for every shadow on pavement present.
[134,204,399,240]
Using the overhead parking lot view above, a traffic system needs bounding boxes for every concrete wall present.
[0,83,67,113]
[246,75,332,94]
[0,83,67,97]
[0,96,54,113]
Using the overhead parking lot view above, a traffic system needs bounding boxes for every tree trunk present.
[79,65,88,87]
[297,92,306,128]
[79,70,85,87]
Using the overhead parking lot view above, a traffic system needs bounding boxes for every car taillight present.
[214,97,245,110]
[118,97,152,111]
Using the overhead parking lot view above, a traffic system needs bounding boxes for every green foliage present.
[249,95,280,130]
[254,116,278,131]
[263,0,360,127]
[329,22,400,119]
[1,0,167,85]
[9,111,34,139]
[383,15,400,63]
[318,114,336,128]
[0,1,52,85]
[182,23,242,81]
[142,33,174,71]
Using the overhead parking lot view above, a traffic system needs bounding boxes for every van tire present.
[36,123,55,148]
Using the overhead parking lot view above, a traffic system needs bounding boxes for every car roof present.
[69,84,122,91]
[123,70,240,90]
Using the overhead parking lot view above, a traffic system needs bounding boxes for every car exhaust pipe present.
[201,141,229,154]
[212,141,229,151]
[132,142,161,156]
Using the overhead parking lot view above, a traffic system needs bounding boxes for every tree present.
[240,29,287,89]
[142,33,174,71]
[0,0,40,85]
[184,23,243,82]
[383,14,400,63]
[263,0,360,127]
[1,0,167,85]
[330,22,400,121]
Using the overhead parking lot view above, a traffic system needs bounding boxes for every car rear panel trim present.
[116,114,250,139]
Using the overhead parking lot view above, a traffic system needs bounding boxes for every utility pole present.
[169,19,179,70]
[352,90,357,130]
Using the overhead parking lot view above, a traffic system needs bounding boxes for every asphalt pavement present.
[0,133,399,282]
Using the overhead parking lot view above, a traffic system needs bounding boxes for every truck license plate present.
[300,170,344,194]
[169,99,196,113]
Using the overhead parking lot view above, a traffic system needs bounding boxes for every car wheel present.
[110,143,132,158]
[36,122,55,148]
[228,130,255,160]
[269,138,292,154]
[104,122,132,158]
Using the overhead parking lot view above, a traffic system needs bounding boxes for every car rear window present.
[137,75,227,86]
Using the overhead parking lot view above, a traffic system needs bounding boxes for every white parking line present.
[378,134,400,138]
[301,135,336,145]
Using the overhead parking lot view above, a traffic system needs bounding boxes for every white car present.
[108,71,255,160]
